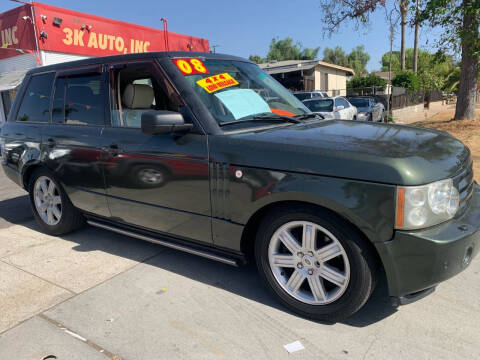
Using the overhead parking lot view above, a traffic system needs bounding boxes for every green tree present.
[248,55,263,64]
[419,0,480,120]
[381,48,454,74]
[347,45,371,75]
[323,45,370,75]
[265,37,320,62]
[417,69,445,91]
[323,46,348,67]
[392,71,420,91]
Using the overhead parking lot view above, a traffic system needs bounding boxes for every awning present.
[0,69,29,92]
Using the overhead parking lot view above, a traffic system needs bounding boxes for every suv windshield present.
[177,59,309,126]
[348,98,370,108]
[303,99,334,112]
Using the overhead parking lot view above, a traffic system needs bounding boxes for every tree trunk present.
[400,0,408,71]
[454,0,479,120]
[412,0,420,73]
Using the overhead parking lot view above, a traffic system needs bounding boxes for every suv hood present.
[220,120,469,185]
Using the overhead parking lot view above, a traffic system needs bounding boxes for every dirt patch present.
[411,112,480,182]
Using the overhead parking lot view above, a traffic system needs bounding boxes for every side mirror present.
[335,105,344,111]
[141,110,193,135]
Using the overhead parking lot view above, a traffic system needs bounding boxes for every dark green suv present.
[1,52,478,321]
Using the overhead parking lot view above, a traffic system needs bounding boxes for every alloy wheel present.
[268,221,350,305]
[33,176,62,226]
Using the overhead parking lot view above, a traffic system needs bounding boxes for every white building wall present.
[0,54,39,74]
[41,51,90,66]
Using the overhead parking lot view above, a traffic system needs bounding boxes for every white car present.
[293,91,329,101]
[302,96,357,120]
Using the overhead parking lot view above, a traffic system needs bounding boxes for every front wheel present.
[255,206,378,322]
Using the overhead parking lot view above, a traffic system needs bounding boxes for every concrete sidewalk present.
[1,171,479,360]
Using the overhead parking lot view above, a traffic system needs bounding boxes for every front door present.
[101,60,212,244]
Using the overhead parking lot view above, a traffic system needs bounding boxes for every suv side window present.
[16,72,55,122]
[110,62,180,128]
[52,73,106,126]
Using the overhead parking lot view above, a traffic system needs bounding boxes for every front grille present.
[454,157,475,211]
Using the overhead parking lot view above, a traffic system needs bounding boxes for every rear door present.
[43,66,110,217]
[101,60,212,244]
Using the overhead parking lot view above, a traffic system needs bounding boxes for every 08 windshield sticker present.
[196,73,239,93]
[173,58,209,75]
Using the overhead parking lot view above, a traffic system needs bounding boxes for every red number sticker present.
[173,58,209,75]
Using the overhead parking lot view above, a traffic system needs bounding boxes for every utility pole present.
[211,45,220,53]
[413,0,420,73]
[400,0,408,71]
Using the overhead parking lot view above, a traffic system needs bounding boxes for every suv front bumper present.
[376,183,480,298]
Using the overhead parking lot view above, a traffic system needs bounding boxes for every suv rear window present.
[16,72,55,122]
[52,74,106,126]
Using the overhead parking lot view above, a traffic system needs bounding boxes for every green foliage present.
[419,0,480,55]
[392,71,420,91]
[380,48,455,73]
[323,46,348,67]
[381,48,457,90]
[347,45,371,75]
[264,37,320,62]
[417,69,445,91]
[323,45,370,75]
[347,74,387,90]
[248,55,263,64]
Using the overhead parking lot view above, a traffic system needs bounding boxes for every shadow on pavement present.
[66,223,397,327]
[0,195,32,229]
[14,218,398,328]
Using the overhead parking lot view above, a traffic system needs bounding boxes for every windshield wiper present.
[219,114,301,127]
[295,113,325,120]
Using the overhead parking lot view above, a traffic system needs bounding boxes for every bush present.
[347,74,387,91]
[392,71,420,91]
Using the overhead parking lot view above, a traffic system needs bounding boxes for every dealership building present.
[0,1,209,123]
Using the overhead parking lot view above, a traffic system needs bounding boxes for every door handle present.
[46,138,56,148]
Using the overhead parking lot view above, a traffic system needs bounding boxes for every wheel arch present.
[239,200,384,273]
[21,161,44,190]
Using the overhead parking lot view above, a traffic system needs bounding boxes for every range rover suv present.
[1,52,478,321]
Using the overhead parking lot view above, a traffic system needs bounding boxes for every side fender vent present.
[210,162,230,220]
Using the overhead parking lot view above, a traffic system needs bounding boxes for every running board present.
[86,220,240,267]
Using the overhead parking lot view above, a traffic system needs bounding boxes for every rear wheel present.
[255,206,378,322]
[29,168,84,235]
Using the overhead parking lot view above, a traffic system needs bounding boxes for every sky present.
[0,0,448,72]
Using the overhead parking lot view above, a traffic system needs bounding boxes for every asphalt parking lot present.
[0,170,479,360]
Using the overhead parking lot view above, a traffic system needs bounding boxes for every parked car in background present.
[347,96,385,122]
[302,96,357,120]
[293,91,328,101]
[1,52,479,322]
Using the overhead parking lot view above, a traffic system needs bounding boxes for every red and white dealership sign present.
[0,2,209,60]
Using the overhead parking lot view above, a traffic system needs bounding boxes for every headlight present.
[395,178,459,230]
[358,112,368,117]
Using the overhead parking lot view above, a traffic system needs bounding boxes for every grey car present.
[347,97,385,122]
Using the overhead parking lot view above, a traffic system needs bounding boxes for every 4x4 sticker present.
[173,58,209,75]
[196,73,239,93]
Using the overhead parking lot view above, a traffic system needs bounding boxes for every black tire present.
[255,205,378,322]
[28,168,84,236]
